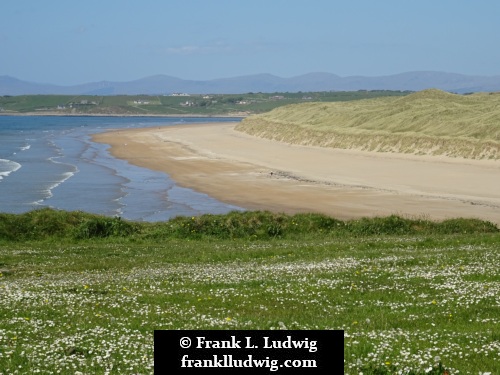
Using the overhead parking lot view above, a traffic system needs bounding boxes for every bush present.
[73,216,137,239]
[0,209,497,242]
[0,208,84,241]
[0,209,138,241]
[437,217,499,234]
[347,215,416,236]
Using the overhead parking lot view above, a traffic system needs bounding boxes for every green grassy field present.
[0,90,408,116]
[237,89,500,159]
[1,209,499,374]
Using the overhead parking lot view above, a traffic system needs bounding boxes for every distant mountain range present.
[1,71,500,95]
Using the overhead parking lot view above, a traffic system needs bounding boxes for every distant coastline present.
[0,112,247,118]
[0,91,408,118]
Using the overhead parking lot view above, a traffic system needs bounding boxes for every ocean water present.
[0,116,243,221]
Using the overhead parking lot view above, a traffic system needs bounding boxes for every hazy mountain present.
[0,76,63,95]
[1,71,500,95]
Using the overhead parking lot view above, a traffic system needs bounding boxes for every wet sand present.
[93,122,500,225]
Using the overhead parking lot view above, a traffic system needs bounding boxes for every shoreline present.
[0,112,247,118]
[92,122,500,225]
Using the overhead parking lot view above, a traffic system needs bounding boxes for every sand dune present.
[236,90,500,159]
[93,122,500,225]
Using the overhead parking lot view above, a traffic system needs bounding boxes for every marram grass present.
[236,89,500,159]
[1,209,499,374]
[0,208,497,242]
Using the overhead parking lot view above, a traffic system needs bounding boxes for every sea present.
[0,115,243,221]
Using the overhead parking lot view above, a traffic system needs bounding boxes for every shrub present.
[73,216,137,239]
[0,208,84,241]
[437,217,499,234]
[346,215,415,236]
[0,209,497,242]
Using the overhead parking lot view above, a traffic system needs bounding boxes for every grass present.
[0,208,497,242]
[0,90,408,116]
[0,209,499,374]
[236,89,500,159]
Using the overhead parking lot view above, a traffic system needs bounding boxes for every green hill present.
[0,91,407,116]
[236,89,500,159]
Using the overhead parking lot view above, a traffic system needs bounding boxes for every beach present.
[93,122,500,225]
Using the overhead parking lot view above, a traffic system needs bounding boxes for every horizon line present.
[3,70,500,87]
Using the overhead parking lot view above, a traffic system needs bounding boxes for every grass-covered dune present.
[236,89,500,159]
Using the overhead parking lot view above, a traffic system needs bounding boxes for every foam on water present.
[0,116,244,220]
[0,159,22,181]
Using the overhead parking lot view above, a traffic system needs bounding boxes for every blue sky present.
[1,0,499,85]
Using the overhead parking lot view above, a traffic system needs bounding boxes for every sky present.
[1,0,499,85]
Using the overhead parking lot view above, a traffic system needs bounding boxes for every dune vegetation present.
[1,209,500,374]
[236,89,500,159]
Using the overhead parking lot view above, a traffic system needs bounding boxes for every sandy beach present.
[93,122,500,225]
